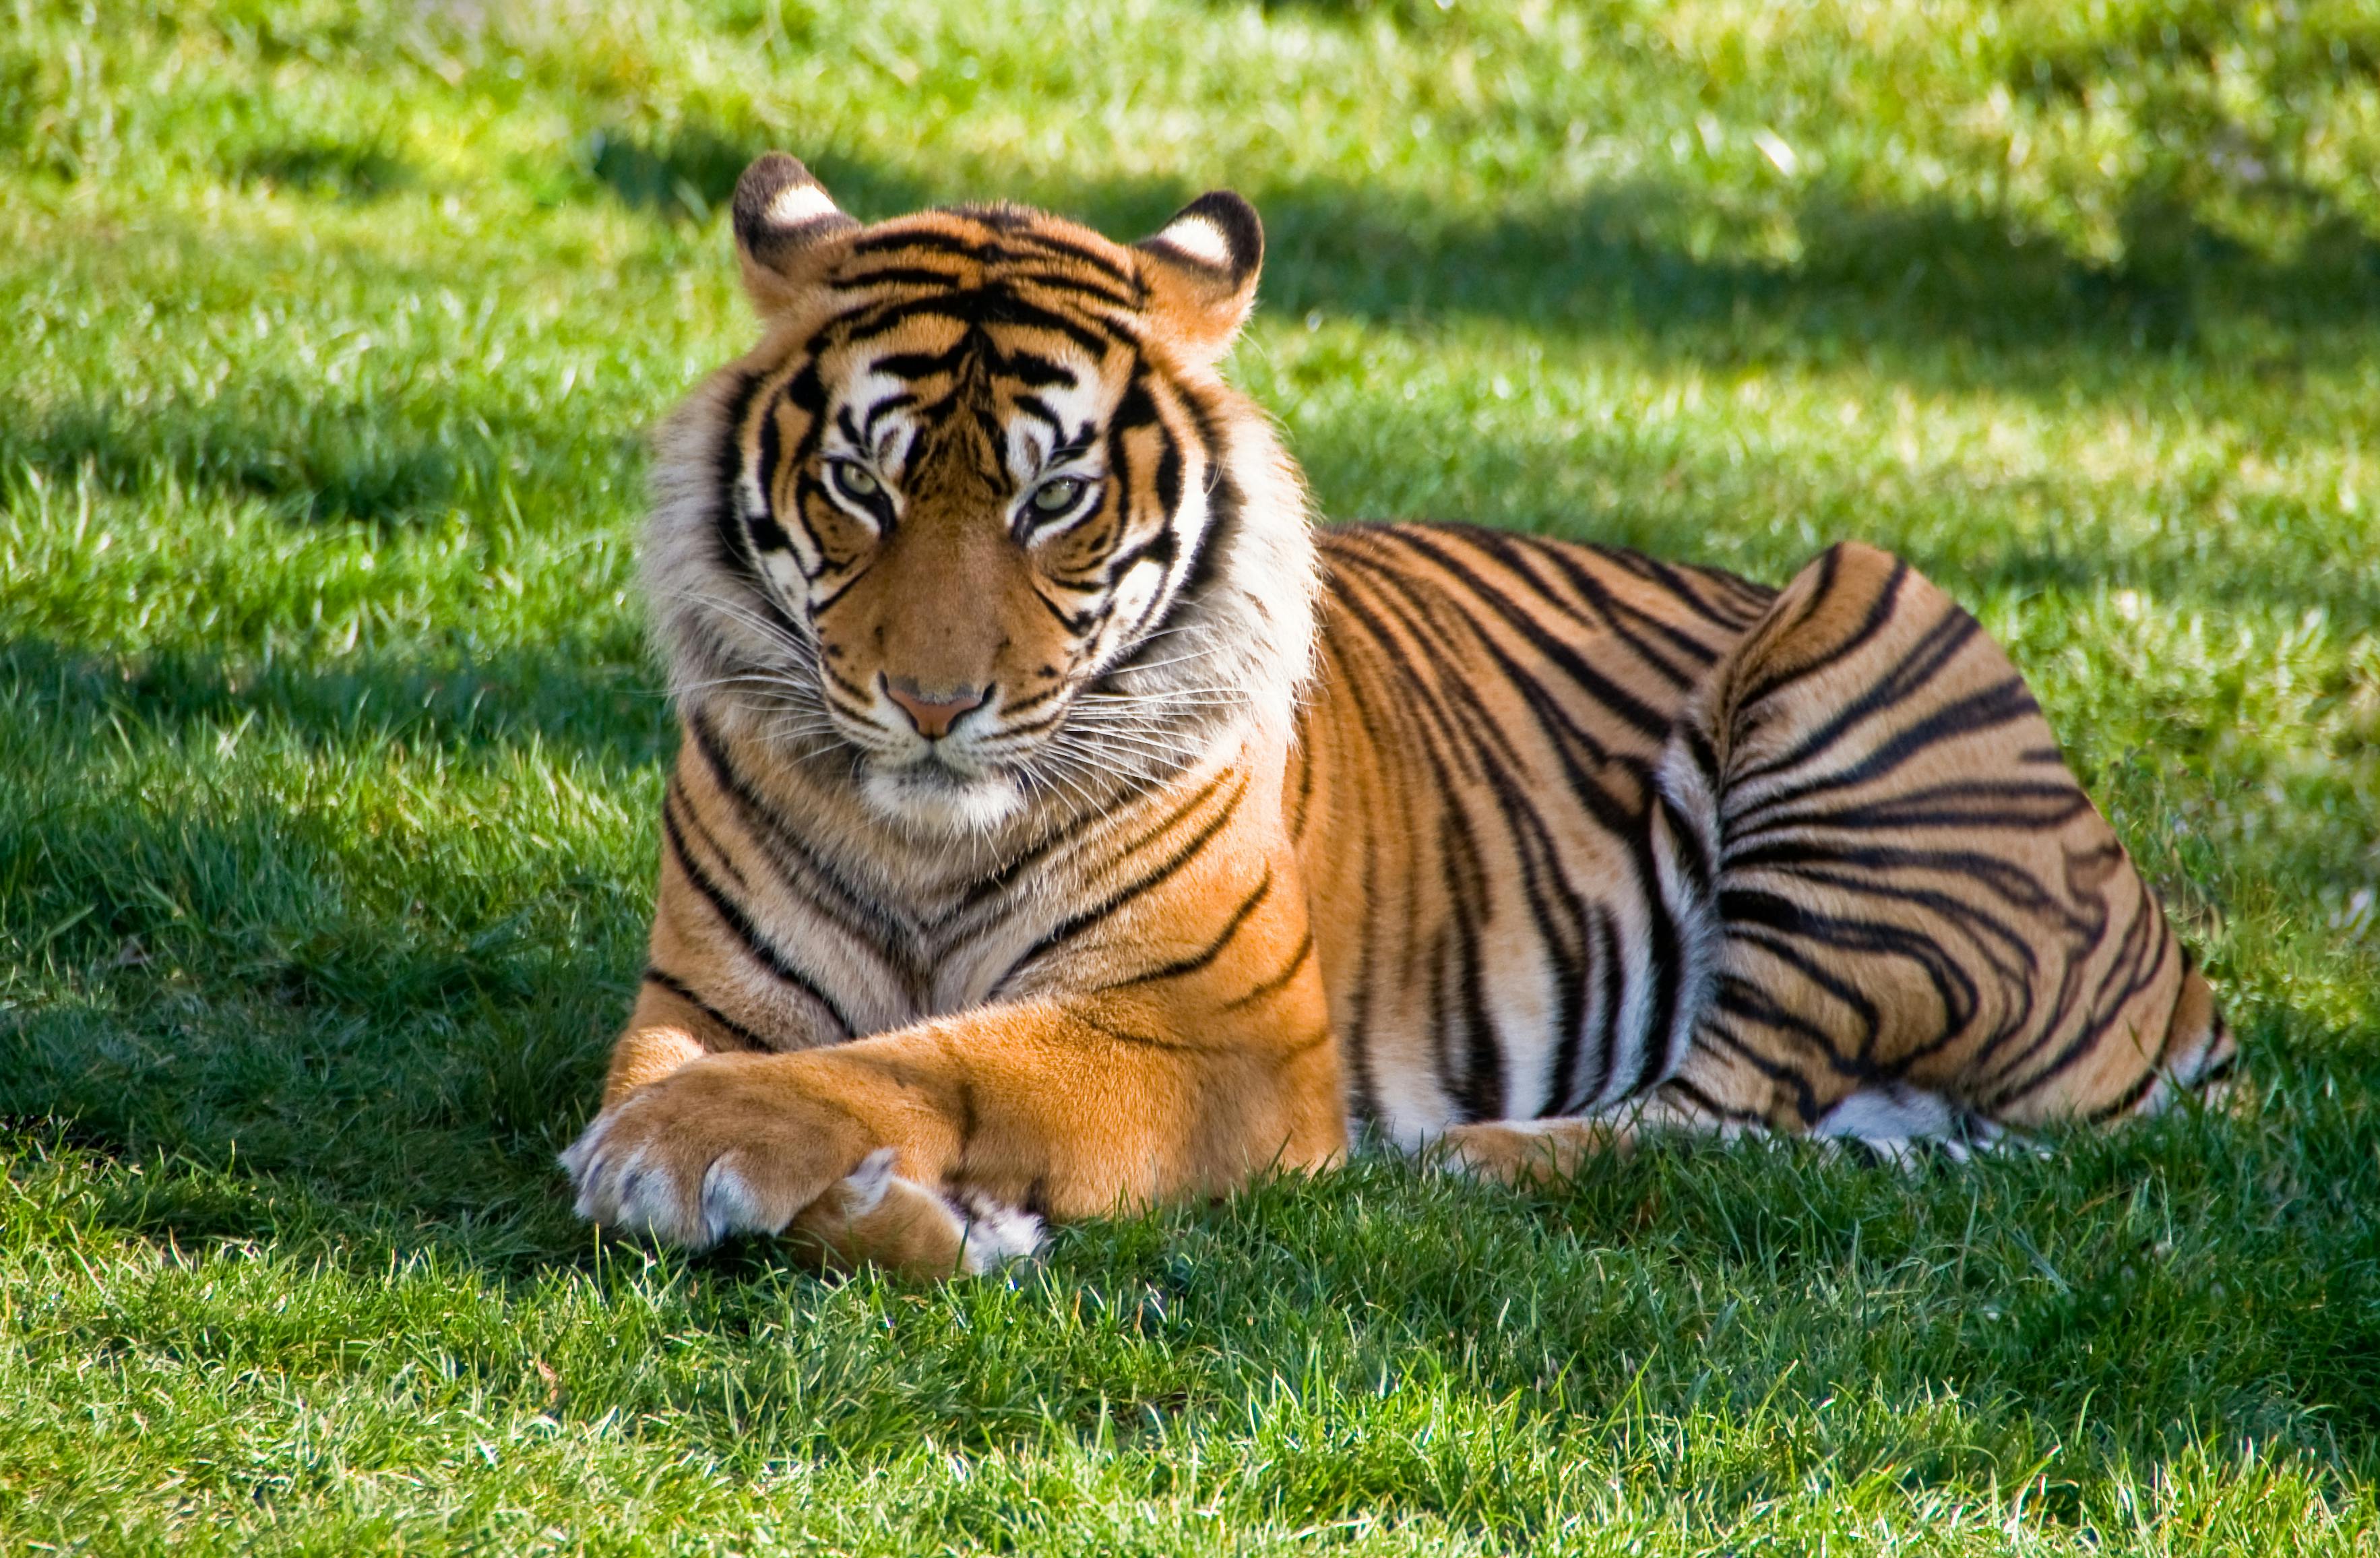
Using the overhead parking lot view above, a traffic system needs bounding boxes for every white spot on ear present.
[766,182,840,229]
[1156,214,1233,269]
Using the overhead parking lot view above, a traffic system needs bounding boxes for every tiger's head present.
[648,153,1317,836]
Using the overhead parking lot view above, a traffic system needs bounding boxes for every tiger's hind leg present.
[1434,1091,1723,1187]
[1655,540,2235,1135]
[1438,1082,2007,1185]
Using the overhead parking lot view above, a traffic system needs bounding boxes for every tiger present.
[560,152,2236,1276]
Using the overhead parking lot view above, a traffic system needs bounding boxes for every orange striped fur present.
[561,156,2233,1272]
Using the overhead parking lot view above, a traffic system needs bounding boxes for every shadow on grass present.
[230,136,412,202]
[3,396,562,527]
[584,124,2380,375]
[1251,184,2380,353]
[0,632,668,1245]
[0,635,675,772]
[13,1098,2379,1508]
[585,125,937,227]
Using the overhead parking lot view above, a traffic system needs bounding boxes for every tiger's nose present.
[883,677,988,739]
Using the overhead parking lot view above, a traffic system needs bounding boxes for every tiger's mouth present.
[856,745,1031,834]
[819,680,1042,832]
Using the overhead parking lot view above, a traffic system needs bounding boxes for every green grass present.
[3,0,2379,1549]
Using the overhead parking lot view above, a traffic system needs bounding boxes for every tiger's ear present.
[1132,191,1263,368]
[732,152,860,315]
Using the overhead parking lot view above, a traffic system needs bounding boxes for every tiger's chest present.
[729,852,1090,1034]
[689,747,1243,1038]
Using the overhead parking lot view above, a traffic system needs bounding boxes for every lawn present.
[3,0,2379,1550]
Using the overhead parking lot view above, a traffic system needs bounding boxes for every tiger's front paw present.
[559,1053,874,1249]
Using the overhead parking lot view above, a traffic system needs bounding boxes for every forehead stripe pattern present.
[844,292,1120,359]
[846,265,973,290]
[848,220,1144,290]
[709,218,1249,681]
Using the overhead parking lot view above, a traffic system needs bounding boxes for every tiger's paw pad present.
[560,1118,705,1245]
[559,1055,874,1249]
[560,1116,776,1249]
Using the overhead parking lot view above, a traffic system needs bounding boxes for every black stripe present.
[1222,928,1315,1012]
[870,339,974,380]
[1662,1073,1770,1127]
[1727,779,2090,841]
[834,263,970,290]
[1468,528,1729,683]
[1551,907,1622,1112]
[665,780,749,893]
[1286,731,1319,844]
[1721,885,1980,1070]
[2086,1059,2165,1122]
[1728,672,2039,830]
[995,349,1080,391]
[1336,541,1699,1107]
[710,369,767,583]
[1162,390,1240,635]
[1000,774,1249,981]
[1327,567,1554,1120]
[1069,1005,1211,1054]
[1387,528,1674,740]
[851,223,1138,290]
[960,770,1228,916]
[1696,1003,1830,1121]
[642,968,767,1050]
[1008,227,1140,287]
[1596,542,1779,631]
[1712,927,1881,1084]
[660,801,858,1038]
[1113,867,1274,987]
[1983,894,2172,1108]
[852,290,1117,358]
[747,401,791,556]
[1734,549,1907,712]
[685,708,910,956]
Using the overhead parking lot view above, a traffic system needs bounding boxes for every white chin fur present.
[859,763,1027,834]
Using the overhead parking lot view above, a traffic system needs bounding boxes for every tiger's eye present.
[1031,477,1085,513]
[831,462,880,501]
